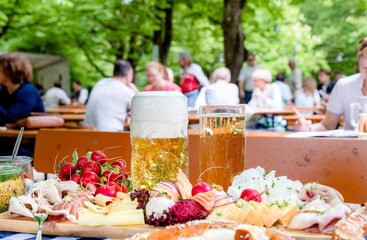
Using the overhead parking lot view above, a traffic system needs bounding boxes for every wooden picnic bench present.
[33,128,366,203]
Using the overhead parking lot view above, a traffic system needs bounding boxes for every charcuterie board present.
[0,212,331,239]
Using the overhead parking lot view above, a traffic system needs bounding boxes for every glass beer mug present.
[130,92,189,189]
[351,96,367,138]
[199,105,246,191]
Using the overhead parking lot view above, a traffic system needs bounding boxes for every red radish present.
[240,189,264,202]
[70,173,82,184]
[112,160,126,172]
[91,150,108,164]
[77,156,89,168]
[192,182,212,196]
[95,184,117,197]
[102,170,118,182]
[81,171,99,187]
[191,166,225,196]
[60,162,77,177]
[81,161,101,175]
[58,175,68,181]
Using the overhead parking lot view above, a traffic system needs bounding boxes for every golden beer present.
[199,108,245,191]
[359,113,367,138]
[131,137,188,189]
[130,92,189,190]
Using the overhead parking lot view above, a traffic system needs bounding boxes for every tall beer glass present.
[351,96,367,138]
[199,105,245,191]
[130,92,188,189]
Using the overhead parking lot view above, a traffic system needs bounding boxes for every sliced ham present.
[298,182,344,206]
[8,196,39,219]
[43,192,90,230]
[287,199,351,233]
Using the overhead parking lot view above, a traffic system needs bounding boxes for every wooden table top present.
[0,129,38,138]
[46,108,86,114]
[60,114,85,121]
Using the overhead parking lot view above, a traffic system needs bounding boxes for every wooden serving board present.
[0,212,331,239]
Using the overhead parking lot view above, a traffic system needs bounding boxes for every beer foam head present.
[130,91,188,138]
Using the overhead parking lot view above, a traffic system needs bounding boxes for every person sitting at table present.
[72,80,89,104]
[248,69,282,110]
[44,80,71,109]
[294,76,321,115]
[273,72,292,107]
[295,36,367,131]
[0,53,45,126]
[194,67,239,108]
[0,53,45,156]
[317,68,334,103]
[84,59,137,131]
[143,61,182,92]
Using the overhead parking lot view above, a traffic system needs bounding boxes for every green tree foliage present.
[1,0,360,91]
[300,0,367,76]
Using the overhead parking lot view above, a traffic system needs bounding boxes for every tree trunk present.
[153,0,174,65]
[223,0,247,83]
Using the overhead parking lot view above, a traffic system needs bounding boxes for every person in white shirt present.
[194,67,239,108]
[44,81,71,109]
[295,36,367,131]
[288,59,303,95]
[294,76,321,115]
[248,69,282,110]
[238,54,261,103]
[83,60,137,131]
[72,80,89,104]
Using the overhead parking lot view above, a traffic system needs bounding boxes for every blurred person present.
[0,53,45,157]
[333,69,343,82]
[44,80,71,109]
[0,53,45,126]
[288,59,303,95]
[317,69,334,103]
[273,72,292,107]
[72,80,89,104]
[143,61,181,92]
[295,36,367,131]
[194,67,239,108]
[178,51,210,107]
[294,76,321,115]
[166,67,174,82]
[238,54,261,104]
[248,69,282,110]
[84,60,137,131]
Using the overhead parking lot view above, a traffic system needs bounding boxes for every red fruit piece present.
[81,161,101,175]
[240,189,262,202]
[112,160,125,172]
[59,162,77,177]
[70,173,82,184]
[91,151,107,164]
[102,170,118,182]
[95,184,117,197]
[192,182,212,196]
[77,156,89,168]
[81,171,99,188]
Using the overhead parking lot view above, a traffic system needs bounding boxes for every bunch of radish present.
[57,149,130,197]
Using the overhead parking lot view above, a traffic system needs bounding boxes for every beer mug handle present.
[350,103,361,129]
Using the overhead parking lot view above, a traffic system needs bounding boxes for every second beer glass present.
[199,105,245,191]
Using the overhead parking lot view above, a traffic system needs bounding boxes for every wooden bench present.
[34,129,367,203]
[33,129,200,184]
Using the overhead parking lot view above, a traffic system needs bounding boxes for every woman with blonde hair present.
[143,61,181,92]
[294,76,321,114]
[248,69,282,110]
